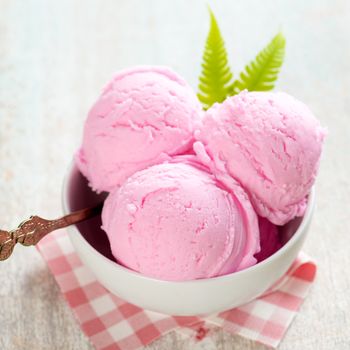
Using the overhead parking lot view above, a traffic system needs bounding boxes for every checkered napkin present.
[37,230,316,350]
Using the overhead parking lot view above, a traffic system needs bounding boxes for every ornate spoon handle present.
[0,203,103,261]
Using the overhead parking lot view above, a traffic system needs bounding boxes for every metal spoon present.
[0,203,103,261]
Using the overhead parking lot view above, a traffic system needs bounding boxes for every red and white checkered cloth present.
[37,230,316,350]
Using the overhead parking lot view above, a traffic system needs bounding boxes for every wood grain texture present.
[0,0,349,349]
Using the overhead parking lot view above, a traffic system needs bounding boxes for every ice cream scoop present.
[102,161,260,281]
[194,90,326,225]
[0,203,103,261]
[76,66,203,193]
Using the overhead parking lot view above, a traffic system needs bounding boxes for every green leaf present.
[197,9,234,109]
[232,32,286,94]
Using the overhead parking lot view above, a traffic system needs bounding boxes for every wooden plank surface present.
[0,0,349,349]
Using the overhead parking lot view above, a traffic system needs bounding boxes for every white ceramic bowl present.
[62,163,315,316]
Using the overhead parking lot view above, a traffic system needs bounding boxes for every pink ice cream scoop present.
[102,162,260,281]
[254,217,281,262]
[76,66,202,193]
[194,91,326,225]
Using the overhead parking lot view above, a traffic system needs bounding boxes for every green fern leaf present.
[197,9,234,109]
[233,32,286,94]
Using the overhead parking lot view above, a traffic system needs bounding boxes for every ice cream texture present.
[76,66,326,281]
[102,162,260,281]
[76,66,202,192]
[194,91,326,225]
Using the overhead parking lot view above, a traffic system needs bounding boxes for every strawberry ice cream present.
[75,65,326,282]
[76,66,202,192]
[102,161,260,281]
[194,91,326,225]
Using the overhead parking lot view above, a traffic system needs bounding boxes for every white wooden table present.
[0,1,349,349]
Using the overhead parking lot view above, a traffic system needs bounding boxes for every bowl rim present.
[62,161,315,286]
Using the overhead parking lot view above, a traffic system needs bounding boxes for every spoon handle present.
[0,203,103,261]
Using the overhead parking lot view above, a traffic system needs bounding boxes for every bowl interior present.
[67,167,112,261]
[66,165,305,266]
